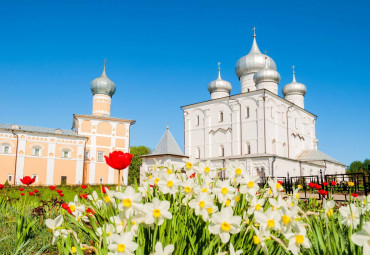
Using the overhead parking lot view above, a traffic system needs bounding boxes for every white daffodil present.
[108,232,138,255]
[97,223,116,243]
[247,197,265,215]
[182,156,198,171]
[115,187,142,218]
[45,215,64,244]
[206,204,219,219]
[351,222,370,255]
[194,182,213,197]
[254,208,281,233]
[208,207,241,243]
[157,174,180,195]
[268,179,284,197]
[269,195,286,211]
[153,241,175,255]
[181,179,196,202]
[361,195,370,212]
[127,213,145,237]
[280,205,299,232]
[228,243,243,255]
[195,160,216,178]
[142,197,172,226]
[321,199,336,219]
[252,227,269,254]
[148,172,162,187]
[292,188,301,202]
[163,160,175,175]
[188,193,214,221]
[138,182,152,198]
[214,180,235,203]
[110,211,126,233]
[88,191,104,207]
[226,160,247,184]
[339,204,360,228]
[285,223,311,255]
[239,174,260,197]
[153,159,163,172]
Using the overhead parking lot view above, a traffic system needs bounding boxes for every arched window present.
[245,107,250,118]
[1,143,11,154]
[196,115,200,126]
[219,111,224,122]
[32,146,42,156]
[62,149,71,159]
[272,139,276,154]
[219,145,225,157]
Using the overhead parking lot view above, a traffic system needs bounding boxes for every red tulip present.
[49,186,56,190]
[56,189,63,193]
[59,193,64,197]
[189,173,196,178]
[102,186,109,194]
[308,183,315,189]
[19,188,25,191]
[81,185,87,189]
[33,189,39,193]
[318,190,328,196]
[104,151,133,170]
[323,182,328,186]
[61,203,69,210]
[0,184,4,189]
[315,184,322,190]
[352,193,358,197]
[20,193,25,196]
[20,176,36,186]
[278,181,283,185]
[86,208,95,214]
[29,192,34,196]
[79,193,88,199]
[330,181,336,186]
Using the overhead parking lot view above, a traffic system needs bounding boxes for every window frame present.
[246,107,250,118]
[8,174,13,183]
[62,149,70,159]
[31,174,39,183]
[97,151,105,162]
[219,111,224,122]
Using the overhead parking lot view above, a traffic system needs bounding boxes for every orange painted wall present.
[96,136,111,147]
[23,157,48,185]
[54,159,77,185]
[0,155,16,184]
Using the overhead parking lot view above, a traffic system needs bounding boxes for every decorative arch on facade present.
[116,123,126,136]
[81,120,92,133]
[97,122,112,135]
[272,139,277,155]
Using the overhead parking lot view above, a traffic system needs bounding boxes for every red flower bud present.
[49,186,56,190]
[278,181,283,185]
[308,183,315,189]
[56,189,63,193]
[318,190,328,196]
[315,184,322,190]
[59,193,64,197]
[104,151,133,170]
[0,184,4,189]
[33,189,39,193]
[189,173,196,178]
[352,193,358,197]
[330,181,336,186]
[102,186,109,194]
[19,188,25,191]
[61,203,69,210]
[29,192,34,196]
[86,208,95,214]
[20,193,25,196]
[81,185,87,189]
[323,182,328,186]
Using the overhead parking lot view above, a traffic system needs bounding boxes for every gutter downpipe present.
[82,137,89,185]
[286,104,294,158]
[271,156,276,178]
[12,130,19,185]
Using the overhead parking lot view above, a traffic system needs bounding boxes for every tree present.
[128,146,151,185]
[363,158,370,175]
[348,160,364,173]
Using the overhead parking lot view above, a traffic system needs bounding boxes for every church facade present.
[0,64,134,186]
[181,32,345,178]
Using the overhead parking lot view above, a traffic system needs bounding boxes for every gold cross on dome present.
[292,65,295,74]
[218,62,221,70]
[252,26,256,37]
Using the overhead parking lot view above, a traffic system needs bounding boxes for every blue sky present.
[0,0,369,166]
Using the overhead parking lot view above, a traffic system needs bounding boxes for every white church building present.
[142,31,345,180]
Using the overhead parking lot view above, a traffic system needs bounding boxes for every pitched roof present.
[150,127,184,156]
[0,123,85,138]
[297,149,343,165]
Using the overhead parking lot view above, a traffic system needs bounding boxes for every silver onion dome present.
[90,61,116,97]
[253,56,281,84]
[282,67,307,96]
[208,63,232,94]
[235,32,277,79]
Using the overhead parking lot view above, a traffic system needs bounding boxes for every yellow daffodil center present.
[122,198,132,208]
[253,236,260,244]
[166,168,172,174]
[71,247,76,253]
[282,215,291,225]
[348,182,354,187]
[185,186,191,193]
[131,221,136,225]
[235,196,240,202]
[154,178,160,184]
[148,175,153,179]
[291,202,294,207]
[153,209,161,218]
[235,168,242,175]
[104,196,111,203]
[204,167,210,173]
[298,185,303,189]
[207,207,213,214]
[276,183,282,189]
[69,205,76,212]
[296,193,300,199]
[221,187,228,195]
[267,219,275,228]
[202,188,208,193]
[186,162,192,169]
[167,180,174,187]
[107,232,111,236]
[225,200,231,206]
[154,164,157,170]
[296,235,304,244]
[117,244,126,252]
[268,189,272,195]
[327,209,333,217]
[221,222,231,231]
[248,181,254,188]
[255,204,262,211]
[199,201,205,208]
